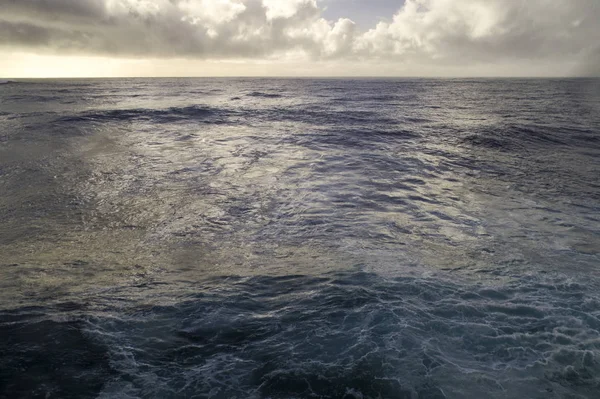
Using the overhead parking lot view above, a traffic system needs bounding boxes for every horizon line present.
[4,75,599,80]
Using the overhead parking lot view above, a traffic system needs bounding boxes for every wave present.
[2,272,598,398]
[263,106,398,126]
[5,95,64,102]
[247,91,283,98]
[55,103,398,130]
[57,105,232,125]
[331,94,407,102]
[462,134,516,151]
[460,123,581,152]
[2,77,600,399]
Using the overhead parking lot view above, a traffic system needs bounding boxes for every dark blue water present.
[1,78,599,398]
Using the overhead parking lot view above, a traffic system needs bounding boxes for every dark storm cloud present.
[1,0,107,19]
[0,0,345,58]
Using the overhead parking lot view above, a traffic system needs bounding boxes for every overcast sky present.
[1,0,599,77]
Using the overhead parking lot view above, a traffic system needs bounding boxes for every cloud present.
[0,0,598,75]
[263,0,316,20]
[356,0,600,64]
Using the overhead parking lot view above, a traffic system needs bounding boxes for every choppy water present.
[1,78,599,398]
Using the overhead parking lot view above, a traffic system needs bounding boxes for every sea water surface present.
[1,78,599,398]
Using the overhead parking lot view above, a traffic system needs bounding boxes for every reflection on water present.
[0,78,599,398]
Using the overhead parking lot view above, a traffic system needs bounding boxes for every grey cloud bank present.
[0,0,599,76]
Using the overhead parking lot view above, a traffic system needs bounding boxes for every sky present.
[0,0,599,78]
[321,0,402,28]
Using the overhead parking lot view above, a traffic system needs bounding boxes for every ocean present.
[0,78,599,398]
